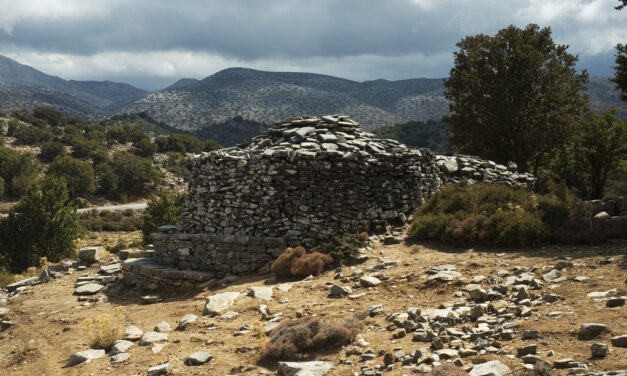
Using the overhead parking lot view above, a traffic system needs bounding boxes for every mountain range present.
[0,54,625,131]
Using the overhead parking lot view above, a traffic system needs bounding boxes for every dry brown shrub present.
[430,363,468,376]
[261,317,362,360]
[271,246,332,278]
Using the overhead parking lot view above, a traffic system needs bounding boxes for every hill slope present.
[120,68,627,130]
[0,55,148,111]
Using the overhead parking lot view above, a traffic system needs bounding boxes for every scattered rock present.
[154,321,172,332]
[185,351,213,366]
[73,283,105,296]
[78,246,104,263]
[517,344,537,357]
[124,325,143,341]
[606,296,625,308]
[110,339,133,355]
[591,343,608,358]
[579,323,607,340]
[360,276,382,287]
[250,286,273,300]
[611,335,627,348]
[469,360,511,376]
[177,314,198,330]
[329,284,352,298]
[139,331,168,346]
[110,352,130,363]
[203,291,241,316]
[66,349,105,367]
[147,362,172,376]
[277,361,334,376]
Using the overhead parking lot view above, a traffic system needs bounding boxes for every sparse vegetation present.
[409,183,574,246]
[80,209,143,232]
[261,316,362,360]
[81,306,126,350]
[271,246,333,278]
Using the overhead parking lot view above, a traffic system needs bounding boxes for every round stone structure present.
[153,115,442,275]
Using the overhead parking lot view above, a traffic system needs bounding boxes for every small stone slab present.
[147,362,172,376]
[110,352,130,363]
[611,335,627,347]
[74,283,105,296]
[66,349,105,366]
[278,360,334,376]
[428,270,462,283]
[469,360,511,376]
[185,351,213,366]
[124,325,143,341]
[110,339,134,355]
[6,276,40,292]
[203,291,240,316]
[579,323,607,340]
[329,284,352,298]
[250,286,273,300]
[0,307,9,318]
[100,263,122,275]
[277,283,292,292]
[78,246,104,263]
[139,331,168,346]
[154,321,171,332]
[177,314,197,331]
[360,276,381,287]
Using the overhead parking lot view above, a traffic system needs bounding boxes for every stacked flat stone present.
[154,115,441,275]
[435,154,535,188]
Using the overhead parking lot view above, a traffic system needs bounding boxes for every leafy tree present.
[580,108,627,198]
[133,137,157,157]
[0,177,83,272]
[13,124,53,145]
[0,147,39,196]
[33,107,63,126]
[611,43,627,102]
[444,24,588,175]
[95,163,118,197]
[109,152,161,198]
[39,141,67,163]
[142,190,186,243]
[47,155,95,199]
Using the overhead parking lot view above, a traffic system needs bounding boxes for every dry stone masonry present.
[141,115,533,282]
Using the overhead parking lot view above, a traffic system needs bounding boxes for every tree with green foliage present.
[109,152,162,198]
[133,137,157,157]
[94,163,118,197]
[444,24,588,175]
[611,43,627,102]
[0,147,39,196]
[47,155,95,199]
[0,177,83,272]
[39,141,67,163]
[142,190,186,243]
[33,107,63,126]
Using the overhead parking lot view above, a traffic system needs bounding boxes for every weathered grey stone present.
[110,339,134,355]
[139,331,168,346]
[154,321,171,332]
[203,291,240,316]
[469,360,511,376]
[66,349,105,366]
[147,362,172,376]
[611,335,627,347]
[78,246,104,263]
[177,314,197,330]
[124,325,143,341]
[185,351,213,366]
[360,276,381,287]
[428,270,462,283]
[74,283,105,295]
[329,284,353,298]
[277,360,334,376]
[579,323,607,340]
[250,286,273,300]
[6,276,40,292]
[110,352,130,363]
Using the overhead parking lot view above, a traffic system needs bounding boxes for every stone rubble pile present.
[435,154,535,188]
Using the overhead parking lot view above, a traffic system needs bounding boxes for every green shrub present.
[0,147,39,197]
[311,233,366,263]
[13,124,53,145]
[95,163,118,197]
[142,190,186,243]
[133,137,157,157]
[98,152,161,200]
[39,141,67,163]
[80,210,143,232]
[47,155,95,199]
[0,177,83,272]
[409,183,571,246]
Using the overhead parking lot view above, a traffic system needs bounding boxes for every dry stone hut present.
[123,115,534,289]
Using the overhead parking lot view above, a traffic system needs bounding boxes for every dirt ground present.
[0,235,625,375]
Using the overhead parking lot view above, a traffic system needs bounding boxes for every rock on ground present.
[66,349,105,367]
[73,283,105,296]
[124,325,143,341]
[250,286,273,300]
[185,351,213,365]
[154,321,172,332]
[469,360,511,376]
[78,246,104,263]
[110,352,130,363]
[203,291,241,316]
[611,335,627,347]
[110,339,133,355]
[177,314,197,330]
[147,362,172,376]
[139,331,168,346]
[579,323,607,340]
[277,361,334,376]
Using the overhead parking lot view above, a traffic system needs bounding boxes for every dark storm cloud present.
[0,0,624,90]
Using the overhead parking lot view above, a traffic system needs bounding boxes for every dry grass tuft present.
[261,316,362,360]
[271,247,333,278]
[82,306,126,350]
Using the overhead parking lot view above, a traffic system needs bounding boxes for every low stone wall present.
[152,230,286,274]
[121,258,218,291]
[435,154,535,188]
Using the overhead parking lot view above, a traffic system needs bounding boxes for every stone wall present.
[153,115,535,274]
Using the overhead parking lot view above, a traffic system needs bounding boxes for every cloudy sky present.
[0,0,625,91]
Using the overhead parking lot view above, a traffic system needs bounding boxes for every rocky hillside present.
[119,68,450,130]
[0,55,148,112]
[119,68,627,131]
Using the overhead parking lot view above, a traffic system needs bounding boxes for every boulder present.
[66,349,105,366]
[124,325,143,341]
[277,361,334,376]
[359,276,382,287]
[611,335,627,347]
[74,283,105,296]
[184,351,213,366]
[110,339,133,355]
[203,291,241,316]
[469,360,511,376]
[177,314,198,331]
[78,246,104,263]
[579,323,607,340]
[249,286,273,300]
